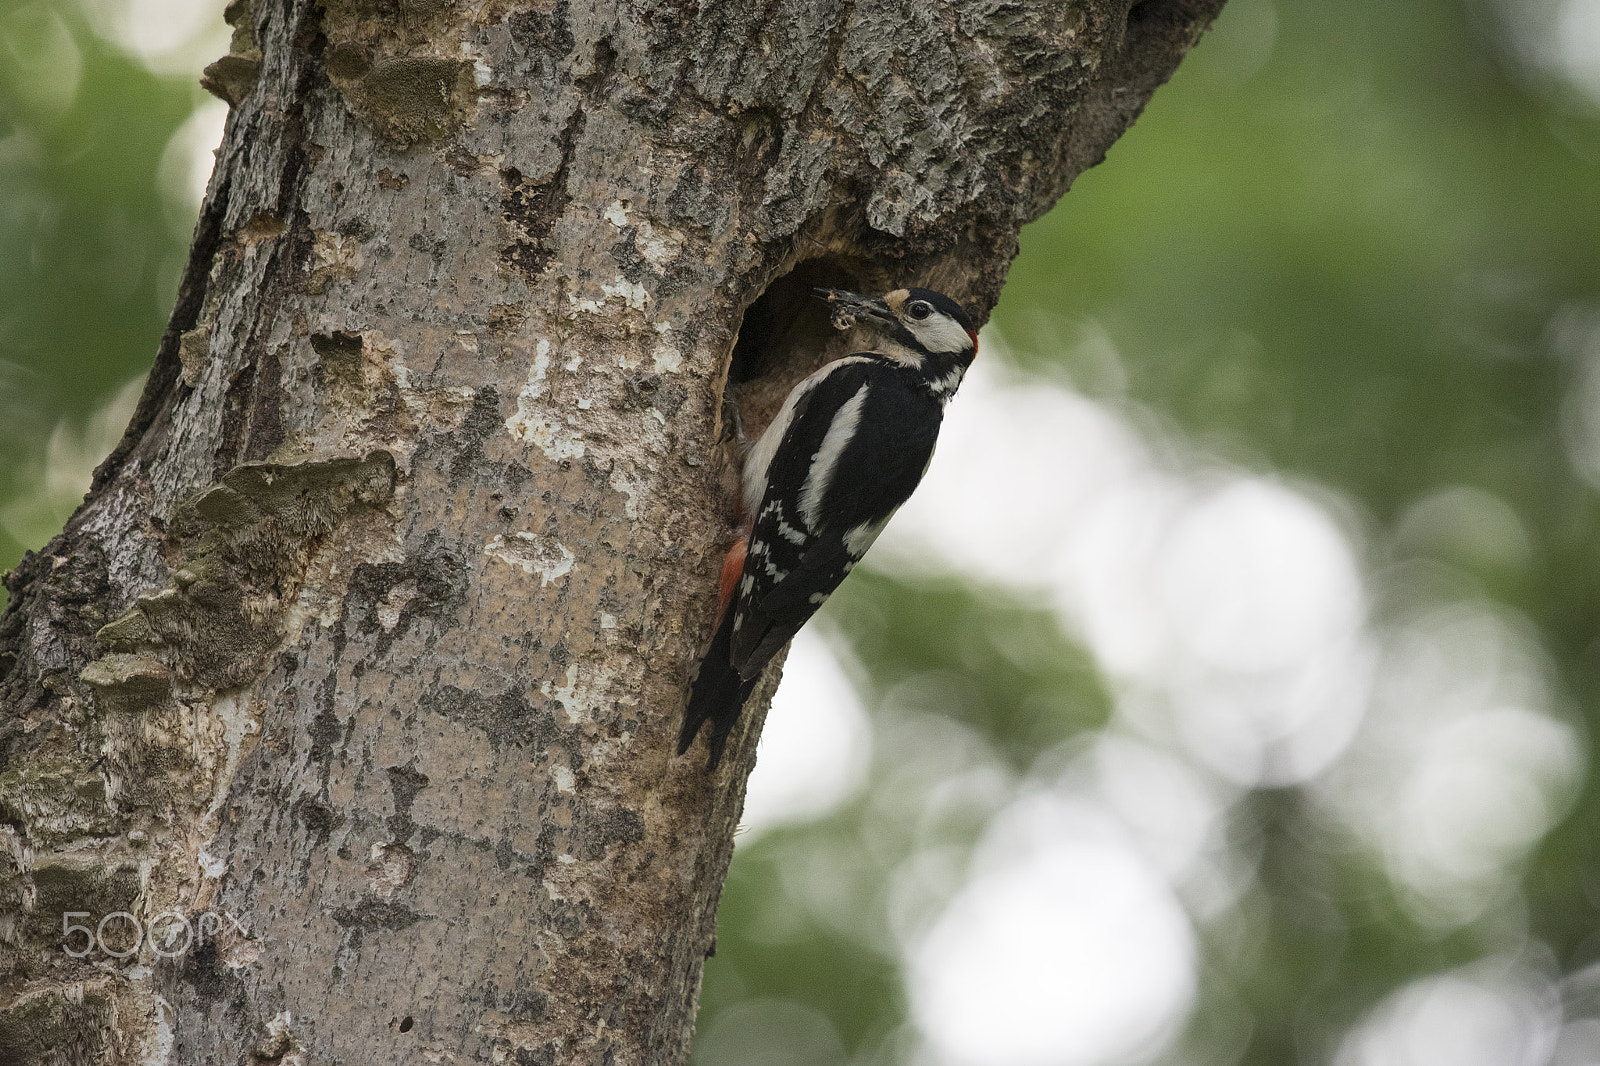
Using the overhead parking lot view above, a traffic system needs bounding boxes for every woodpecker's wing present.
[731,521,882,675]
[729,358,942,677]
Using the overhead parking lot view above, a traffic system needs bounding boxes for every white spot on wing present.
[800,383,870,531]
[777,518,808,545]
[843,511,895,556]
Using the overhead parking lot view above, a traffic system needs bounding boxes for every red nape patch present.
[716,537,748,625]
[967,330,980,355]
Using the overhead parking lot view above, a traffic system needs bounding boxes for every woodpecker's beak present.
[813,288,895,328]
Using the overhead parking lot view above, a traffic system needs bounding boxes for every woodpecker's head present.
[814,287,978,380]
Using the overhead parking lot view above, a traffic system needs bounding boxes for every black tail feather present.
[679,610,758,770]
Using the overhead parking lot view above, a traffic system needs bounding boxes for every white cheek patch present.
[910,314,973,354]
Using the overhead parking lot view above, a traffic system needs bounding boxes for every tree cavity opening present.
[725,256,884,446]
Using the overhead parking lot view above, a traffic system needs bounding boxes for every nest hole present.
[725,255,885,444]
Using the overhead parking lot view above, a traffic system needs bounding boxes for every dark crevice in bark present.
[242,342,286,462]
[0,524,114,699]
[578,37,619,102]
[215,363,259,477]
[209,2,325,477]
[501,35,616,283]
[500,115,581,283]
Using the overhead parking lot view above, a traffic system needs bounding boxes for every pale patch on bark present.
[484,532,577,585]
[374,580,418,630]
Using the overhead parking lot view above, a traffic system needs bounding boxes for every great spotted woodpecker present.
[678,286,978,768]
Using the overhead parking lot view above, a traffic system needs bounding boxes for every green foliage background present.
[3,0,1598,1062]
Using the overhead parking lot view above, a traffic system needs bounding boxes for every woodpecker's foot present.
[719,393,744,445]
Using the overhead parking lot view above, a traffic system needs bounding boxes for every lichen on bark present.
[0,0,1224,1061]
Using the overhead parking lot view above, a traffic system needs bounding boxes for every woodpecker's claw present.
[720,392,744,444]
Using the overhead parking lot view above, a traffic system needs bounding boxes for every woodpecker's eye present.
[908,301,932,320]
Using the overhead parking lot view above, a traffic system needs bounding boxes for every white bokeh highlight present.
[1486,0,1600,106]
[1085,734,1231,886]
[1318,605,1582,924]
[157,98,228,230]
[1158,480,1363,675]
[1557,0,1600,101]
[1333,960,1561,1066]
[884,351,1375,788]
[740,629,873,837]
[78,0,230,76]
[910,793,1196,1066]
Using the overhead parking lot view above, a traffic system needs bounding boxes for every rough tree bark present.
[0,0,1223,1061]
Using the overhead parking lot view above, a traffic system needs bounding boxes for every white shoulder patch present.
[742,357,872,521]
[798,382,870,531]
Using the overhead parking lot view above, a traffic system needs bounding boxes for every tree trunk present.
[0,0,1222,1061]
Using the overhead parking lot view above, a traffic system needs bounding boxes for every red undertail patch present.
[716,536,749,625]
